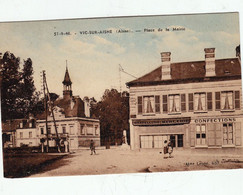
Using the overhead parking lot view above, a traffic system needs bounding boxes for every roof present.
[2,119,36,132]
[62,67,72,85]
[127,58,241,87]
[54,96,85,118]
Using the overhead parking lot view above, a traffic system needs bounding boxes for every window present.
[196,124,206,146]
[80,124,85,135]
[223,123,233,145]
[137,96,143,114]
[163,95,168,113]
[138,95,160,114]
[47,126,51,134]
[155,96,160,113]
[181,94,186,112]
[62,126,66,134]
[188,93,194,111]
[87,125,93,135]
[29,132,32,138]
[234,91,240,109]
[143,96,155,113]
[95,126,99,135]
[29,142,32,146]
[194,93,206,111]
[70,126,74,135]
[215,92,221,110]
[168,94,180,113]
[20,132,23,139]
[40,127,44,135]
[221,91,233,110]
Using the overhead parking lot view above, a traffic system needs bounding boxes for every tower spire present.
[62,61,72,99]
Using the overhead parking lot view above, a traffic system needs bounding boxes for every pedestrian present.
[163,140,169,159]
[90,139,96,155]
[168,140,173,158]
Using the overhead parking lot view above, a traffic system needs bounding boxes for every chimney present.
[161,52,171,80]
[204,48,216,77]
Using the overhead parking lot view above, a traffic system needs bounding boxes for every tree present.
[0,52,21,121]
[0,51,37,121]
[91,89,130,146]
[18,58,36,117]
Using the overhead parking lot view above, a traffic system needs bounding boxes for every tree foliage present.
[0,51,37,121]
[91,89,129,145]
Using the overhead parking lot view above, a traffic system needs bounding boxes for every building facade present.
[36,67,100,149]
[127,47,243,150]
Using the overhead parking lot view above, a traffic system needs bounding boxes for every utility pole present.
[42,70,61,153]
[42,71,49,153]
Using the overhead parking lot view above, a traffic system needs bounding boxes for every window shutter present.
[235,122,241,146]
[215,123,222,146]
[155,95,160,113]
[137,96,143,114]
[207,123,215,146]
[162,95,168,113]
[234,91,240,110]
[207,92,212,111]
[188,93,194,111]
[181,94,186,112]
[215,92,221,110]
[190,124,195,147]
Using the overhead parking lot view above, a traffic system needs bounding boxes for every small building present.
[2,117,37,148]
[127,47,243,150]
[36,67,100,149]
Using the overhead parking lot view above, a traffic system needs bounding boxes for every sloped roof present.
[127,58,241,87]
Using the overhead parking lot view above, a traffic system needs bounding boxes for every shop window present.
[168,94,180,113]
[215,92,221,110]
[234,91,240,110]
[223,123,233,145]
[207,92,213,111]
[194,93,206,112]
[196,124,206,146]
[177,134,184,147]
[163,95,168,113]
[221,91,233,110]
[140,135,153,148]
[181,94,186,112]
[188,93,194,111]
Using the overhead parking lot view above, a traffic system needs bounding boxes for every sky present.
[0,12,240,100]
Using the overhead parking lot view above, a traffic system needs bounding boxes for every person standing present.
[163,140,169,159]
[90,139,96,155]
[168,140,173,158]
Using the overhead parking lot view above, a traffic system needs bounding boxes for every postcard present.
[0,12,242,180]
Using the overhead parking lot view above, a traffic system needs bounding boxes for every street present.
[30,147,243,177]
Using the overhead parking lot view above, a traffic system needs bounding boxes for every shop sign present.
[195,118,236,123]
[132,117,191,126]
